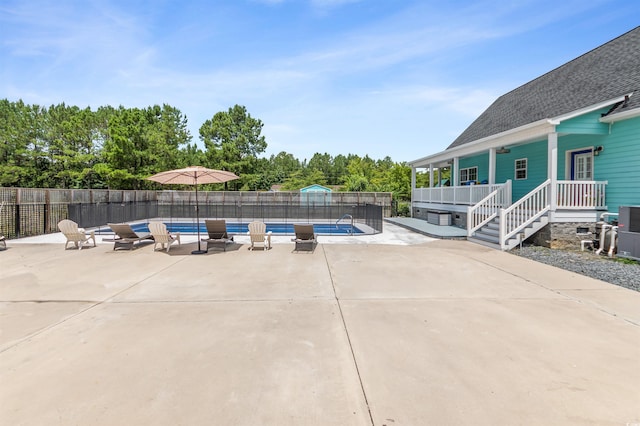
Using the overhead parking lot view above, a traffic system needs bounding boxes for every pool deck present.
[1,223,639,425]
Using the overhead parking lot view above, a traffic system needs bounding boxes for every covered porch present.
[409,122,609,249]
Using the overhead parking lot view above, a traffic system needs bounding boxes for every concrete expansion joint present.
[0,300,102,355]
[1,299,100,304]
[322,245,375,426]
[108,298,335,304]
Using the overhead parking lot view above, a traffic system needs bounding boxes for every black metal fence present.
[0,188,389,238]
[69,201,159,230]
[155,202,383,233]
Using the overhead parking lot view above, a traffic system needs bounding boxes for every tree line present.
[0,99,432,207]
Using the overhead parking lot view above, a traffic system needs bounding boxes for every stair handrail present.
[336,213,354,235]
[467,189,500,236]
[499,179,551,249]
[466,179,512,236]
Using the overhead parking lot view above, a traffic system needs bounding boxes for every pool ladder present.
[336,214,354,235]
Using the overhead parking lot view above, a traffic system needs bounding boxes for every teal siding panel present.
[556,109,609,134]
[558,133,606,179]
[558,117,640,212]
[592,117,640,213]
[495,140,548,201]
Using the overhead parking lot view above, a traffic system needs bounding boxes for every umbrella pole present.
[191,177,207,254]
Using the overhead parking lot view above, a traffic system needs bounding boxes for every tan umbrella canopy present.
[147,166,239,254]
[147,166,239,186]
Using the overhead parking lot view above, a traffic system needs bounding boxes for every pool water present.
[101,222,363,235]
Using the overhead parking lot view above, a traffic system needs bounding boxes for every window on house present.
[459,167,478,183]
[515,158,527,180]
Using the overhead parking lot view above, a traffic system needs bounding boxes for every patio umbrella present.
[147,166,239,254]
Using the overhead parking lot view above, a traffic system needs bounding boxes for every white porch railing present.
[499,179,551,250]
[556,180,607,209]
[413,182,511,206]
[466,180,513,235]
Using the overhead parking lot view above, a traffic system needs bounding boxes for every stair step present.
[467,237,501,250]
[477,227,499,237]
[472,232,499,244]
[470,212,550,251]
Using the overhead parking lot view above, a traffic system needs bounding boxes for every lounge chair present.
[247,221,271,251]
[148,221,181,253]
[292,224,317,252]
[108,223,153,250]
[202,219,234,252]
[58,219,96,250]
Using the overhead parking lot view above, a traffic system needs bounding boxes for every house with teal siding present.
[408,27,640,250]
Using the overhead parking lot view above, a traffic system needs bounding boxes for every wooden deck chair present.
[148,221,181,253]
[247,221,271,251]
[108,223,153,250]
[58,219,96,250]
[202,220,234,252]
[292,224,317,252]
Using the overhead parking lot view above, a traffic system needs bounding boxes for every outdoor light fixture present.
[496,147,511,154]
[594,146,604,156]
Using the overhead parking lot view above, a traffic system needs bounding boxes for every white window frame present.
[459,166,478,183]
[514,158,527,180]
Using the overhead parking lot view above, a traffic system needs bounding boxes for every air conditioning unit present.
[617,206,640,261]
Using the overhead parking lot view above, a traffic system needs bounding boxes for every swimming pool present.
[99,222,364,235]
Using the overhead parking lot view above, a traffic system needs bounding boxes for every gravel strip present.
[512,246,640,292]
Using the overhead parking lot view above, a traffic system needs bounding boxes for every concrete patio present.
[1,227,639,425]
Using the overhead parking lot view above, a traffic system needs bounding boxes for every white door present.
[573,152,593,181]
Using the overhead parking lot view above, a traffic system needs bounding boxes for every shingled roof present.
[447,26,640,150]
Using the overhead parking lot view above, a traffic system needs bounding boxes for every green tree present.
[0,99,41,186]
[42,103,99,188]
[281,168,327,190]
[343,174,369,192]
[144,104,192,172]
[97,104,192,189]
[199,105,267,189]
[307,153,332,183]
[331,154,349,186]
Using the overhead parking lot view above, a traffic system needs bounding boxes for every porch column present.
[452,157,459,186]
[488,148,496,184]
[411,167,416,190]
[429,164,434,188]
[410,167,416,218]
[548,132,558,211]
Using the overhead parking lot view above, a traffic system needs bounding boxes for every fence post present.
[44,189,50,234]
[15,188,21,238]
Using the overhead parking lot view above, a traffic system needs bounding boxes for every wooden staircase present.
[467,179,551,251]
[468,213,549,250]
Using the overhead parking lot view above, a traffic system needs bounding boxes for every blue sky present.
[1,1,638,162]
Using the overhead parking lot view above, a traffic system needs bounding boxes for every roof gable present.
[300,184,331,192]
[448,26,640,150]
